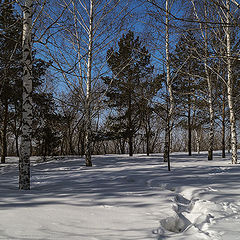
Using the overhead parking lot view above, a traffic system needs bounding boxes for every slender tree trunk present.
[15,133,19,157]
[163,120,171,171]
[187,97,192,156]
[85,0,94,167]
[145,116,151,156]
[129,135,133,156]
[19,0,33,190]
[191,0,214,160]
[222,89,226,158]
[203,2,214,160]
[1,101,8,163]
[226,0,237,164]
[120,139,125,154]
[163,0,173,171]
[128,105,133,157]
[194,129,201,154]
[146,132,150,156]
[128,85,133,156]
[208,94,214,160]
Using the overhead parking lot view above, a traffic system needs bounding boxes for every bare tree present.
[190,0,215,160]
[41,0,129,166]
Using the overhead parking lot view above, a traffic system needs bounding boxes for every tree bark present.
[194,129,201,154]
[204,1,214,160]
[1,101,8,163]
[85,0,94,167]
[226,0,237,164]
[187,96,192,156]
[19,0,33,190]
[222,89,226,158]
[163,0,173,171]
[146,131,150,157]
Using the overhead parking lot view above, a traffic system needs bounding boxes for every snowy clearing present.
[0,152,240,240]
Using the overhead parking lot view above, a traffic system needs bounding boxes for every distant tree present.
[103,31,158,156]
[33,92,61,157]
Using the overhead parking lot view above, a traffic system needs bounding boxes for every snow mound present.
[160,213,191,233]
[158,189,222,239]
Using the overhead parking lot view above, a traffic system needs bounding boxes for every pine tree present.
[172,32,205,156]
[103,31,156,156]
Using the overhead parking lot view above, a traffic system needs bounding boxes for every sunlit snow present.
[0,152,240,239]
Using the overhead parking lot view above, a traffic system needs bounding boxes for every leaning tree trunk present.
[85,0,94,167]
[19,0,33,190]
[226,0,237,164]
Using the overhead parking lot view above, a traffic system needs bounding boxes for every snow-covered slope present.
[0,153,239,239]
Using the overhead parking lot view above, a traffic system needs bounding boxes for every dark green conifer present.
[103,31,157,156]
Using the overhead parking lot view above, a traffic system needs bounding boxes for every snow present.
[0,152,240,239]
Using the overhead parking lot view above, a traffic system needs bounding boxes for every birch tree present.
[191,0,215,160]
[144,0,177,169]
[163,0,174,170]
[226,0,237,164]
[204,0,239,163]
[41,0,129,166]
[19,0,33,190]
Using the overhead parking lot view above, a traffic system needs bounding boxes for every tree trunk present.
[1,101,8,163]
[120,139,125,154]
[146,132,150,156]
[191,0,214,160]
[222,89,226,158]
[145,117,151,156]
[194,129,201,154]
[204,2,214,160]
[129,135,133,156]
[187,98,192,156]
[85,0,94,167]
[208,99,214,160]
[163,121,171,171]
[19,0,33,190]
[15,133,19,157]
[163,0,173,171]
[226,0,237,164]
[127,82,133,157]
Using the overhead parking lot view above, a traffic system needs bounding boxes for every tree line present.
[0,0,239,189]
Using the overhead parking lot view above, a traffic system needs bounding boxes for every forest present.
[0,0,240,189]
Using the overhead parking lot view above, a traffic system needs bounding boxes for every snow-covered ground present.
[0,152,240,240]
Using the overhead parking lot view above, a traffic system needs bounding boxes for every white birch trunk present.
[19,0,33,190]
[205,61,214,160]
[85,0,94,167]
[191,0,214,160]
[163,0,174,171]
[204,2,214,160]
[194,129,201,154]
[226,0,237,164]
